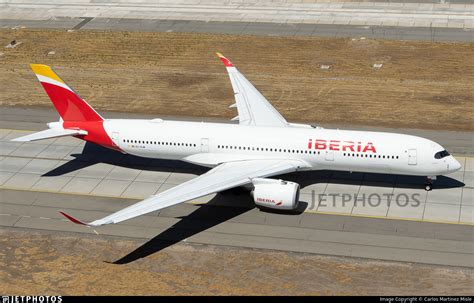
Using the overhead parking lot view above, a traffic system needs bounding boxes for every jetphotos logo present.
[308,139,377,153]
[1,297,62,303]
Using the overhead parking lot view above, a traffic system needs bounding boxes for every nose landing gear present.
[424,182,432,191]
[424,176,436,191]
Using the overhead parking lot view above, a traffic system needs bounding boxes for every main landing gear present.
[424,176,436,191]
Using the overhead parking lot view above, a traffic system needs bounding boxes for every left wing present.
[60,159,308,226]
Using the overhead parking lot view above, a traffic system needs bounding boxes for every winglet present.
[216,52,234,67]
[59,211,88,225]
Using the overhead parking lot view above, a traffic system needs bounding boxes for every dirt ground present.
[0,29,472,131]
[0,228,472,295]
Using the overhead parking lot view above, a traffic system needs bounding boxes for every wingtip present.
[59,211,87,225]
[216,52,233,67]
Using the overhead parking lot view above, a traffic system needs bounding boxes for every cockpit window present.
[434,150,450,159]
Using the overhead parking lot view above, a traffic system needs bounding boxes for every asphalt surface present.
[1,18,473,42]
[1,188,473,267]
[0,106,473,267]
[1,0,472,42]
[2,0,472,29]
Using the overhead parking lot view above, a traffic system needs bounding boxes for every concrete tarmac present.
[2,1,472,29]
[0,106,473,267]
[1,188,473,267]
[1,0,473,42]
[1,18,473,42]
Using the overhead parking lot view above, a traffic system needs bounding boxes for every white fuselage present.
[103,119,461,177]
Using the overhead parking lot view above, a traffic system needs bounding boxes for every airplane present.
[12,53,462,227]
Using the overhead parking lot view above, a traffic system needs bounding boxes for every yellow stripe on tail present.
[30,64,65,84]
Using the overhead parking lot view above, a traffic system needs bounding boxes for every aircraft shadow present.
[280,170,464,190]
[43,142,208,177]
[110,194,254,264]
[109,192,308,264]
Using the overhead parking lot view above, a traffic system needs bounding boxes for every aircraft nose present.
[449,157,462,172]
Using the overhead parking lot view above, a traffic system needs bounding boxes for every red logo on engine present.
[257,198,283,206]
[308,139,376,153]
[257,197,275,204]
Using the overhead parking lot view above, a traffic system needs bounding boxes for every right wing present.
[216,53,288,128]
[60,158,308,226]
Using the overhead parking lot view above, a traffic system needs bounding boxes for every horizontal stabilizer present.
[11,128,87,142]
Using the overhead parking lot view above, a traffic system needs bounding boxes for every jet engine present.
[251,178,300,210]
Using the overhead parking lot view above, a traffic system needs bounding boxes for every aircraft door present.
[325,150,334,161]
[408,149,417,165]
[201,138,209,153]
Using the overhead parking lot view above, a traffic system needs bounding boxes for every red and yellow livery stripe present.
[30,64,102,122]
[30,64,120,151]
[216,52,234,67]
[30,64,66,84]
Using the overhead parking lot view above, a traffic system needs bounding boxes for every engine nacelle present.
[251,178,300,210]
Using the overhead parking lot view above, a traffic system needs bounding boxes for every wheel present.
[424,183,432,191]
